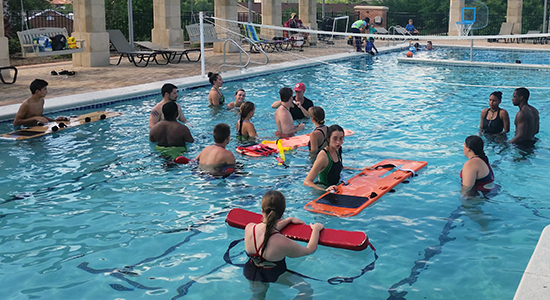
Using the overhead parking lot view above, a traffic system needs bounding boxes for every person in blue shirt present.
[365,37,378,55]
[405,19,419,35]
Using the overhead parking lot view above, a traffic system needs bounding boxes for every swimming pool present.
[414,46,550,65]
[1,50,549,299]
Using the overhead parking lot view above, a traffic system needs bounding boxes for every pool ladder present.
[218,38,269,73]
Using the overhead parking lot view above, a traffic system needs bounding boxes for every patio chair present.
[393,25,412,37]
[243,24,280,53]
[134,41,201,63]
[107,30,161,67]
[488,22,515,43]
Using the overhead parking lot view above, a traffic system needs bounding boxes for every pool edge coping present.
[0,44,406,123]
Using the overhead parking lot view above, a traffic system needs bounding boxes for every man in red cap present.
[271,82,314,120]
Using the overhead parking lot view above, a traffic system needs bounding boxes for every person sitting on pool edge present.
[509,87,539,146]
[274,87,305,137]
[208,72,225,106]
[195,123,236,177]
[149,102,194,157]
[244,190,323,297]
[365,37,378,55]
[236,101,257,141]
[149,83,188,128]
[13,79,68,127]
[304,124,351,192]
[271,83,313,120]
[460,135,497,198]
[479,91,510,135]
[227,89,246,109]
[308,106,327,159]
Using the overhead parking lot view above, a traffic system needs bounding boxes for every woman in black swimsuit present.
[244,190,324,296]
[479,91,510,135]
[308,106,328,158]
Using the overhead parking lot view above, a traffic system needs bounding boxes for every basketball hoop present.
[455,21,474,37]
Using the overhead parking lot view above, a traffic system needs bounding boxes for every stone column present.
[214,0,238,53]
[448,0,464,36]
[152,0,183,47]
[507,0,523,34]
[299,0,317,45]
[0,0,10,69]
[261,0,282,39]
[72,0,110,67]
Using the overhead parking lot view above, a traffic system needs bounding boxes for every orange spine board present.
[304,159,427,217]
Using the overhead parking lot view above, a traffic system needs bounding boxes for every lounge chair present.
[134,41,201,63]
[489,22,515,43]
[107,29,161,67]
[393,25,412,37]
[242,24,281,53]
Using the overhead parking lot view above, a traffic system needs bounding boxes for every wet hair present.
[326,124,344,156]
[238,101,255,136]
[427,41,432,45]
[515,87,530,102]
[213,123,231,143]
[414,42,420,48]
[490,91,502,101]
[260,190,286,256]
[235,88,245,96]
[364,17,370,24]
[207,72,220,85]
[162,101,179,121]
[161,83,177,98]
[310,106,325,125]
[279,87,293,102]
[368,37,374,42]
[465,135,489,164]
[30,79,48,94]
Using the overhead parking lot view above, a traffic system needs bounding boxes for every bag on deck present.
[51,34,68,51]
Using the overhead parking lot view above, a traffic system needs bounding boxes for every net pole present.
[470,28,473,62]
[200,12,205,78]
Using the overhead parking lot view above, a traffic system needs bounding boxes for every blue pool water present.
[1,51,549,299]
[414,46,550,65]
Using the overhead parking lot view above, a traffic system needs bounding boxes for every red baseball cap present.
[294,83,306,92]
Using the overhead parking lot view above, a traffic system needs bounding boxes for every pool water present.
[1,51,549,299]
[414,46,550,65]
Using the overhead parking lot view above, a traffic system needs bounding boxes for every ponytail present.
[260,190,286,256]
[238,101,255,137]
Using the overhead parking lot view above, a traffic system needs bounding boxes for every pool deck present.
[1,37,550,299]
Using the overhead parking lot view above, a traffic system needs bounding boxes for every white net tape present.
[455,22,474,37]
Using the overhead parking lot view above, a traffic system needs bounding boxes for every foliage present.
[9,37,21,55]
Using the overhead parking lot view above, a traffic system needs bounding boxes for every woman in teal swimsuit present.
[207,72,225,106]
[244,190,323,296]
[303,125,346,192]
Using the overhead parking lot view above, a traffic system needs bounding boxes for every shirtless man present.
[13,79,67,126]
[509,87,539,145]
[149,83,188,128]
[274,87,305,137]
[149,102,194,147]
[195,123,236,176]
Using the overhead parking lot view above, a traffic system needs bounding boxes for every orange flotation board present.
[304,159,427,217]
[1,111,122,141]
[262,129,354,150]
[226,208,369,251]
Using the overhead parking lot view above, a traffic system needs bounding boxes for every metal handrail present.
[218,38,269,73]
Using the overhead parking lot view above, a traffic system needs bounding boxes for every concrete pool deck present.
[1,37,550,299]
